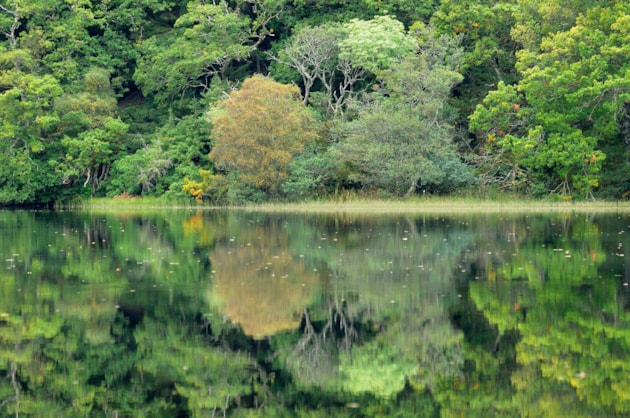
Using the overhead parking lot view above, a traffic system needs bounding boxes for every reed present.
[63,196,199,211]
[239,197,630,214]
[67,196,630,214]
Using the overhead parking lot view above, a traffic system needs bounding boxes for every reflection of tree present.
[394,314,463,392]
[334,300,464,399]
[329,216,468,395]
[284,289,359,389]
[0,311,63,416]
[339,340,417,398]
[464,214,630,416]
[0,211,256,416]
[290,307,338,384]
[268,214,471,400]
[510,360,609,417]
[515,282,630,415]
[135,317,258,416]
[209,218,320,339]
[8,210,626,415]
[181,211,217,248]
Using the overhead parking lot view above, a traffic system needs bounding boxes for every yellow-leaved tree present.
[209,75,318,197]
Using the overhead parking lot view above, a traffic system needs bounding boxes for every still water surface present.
[1,210,629,417]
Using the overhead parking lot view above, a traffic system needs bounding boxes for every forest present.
[1,0,629,205]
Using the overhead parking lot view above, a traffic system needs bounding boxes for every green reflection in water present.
[0,210,628,417]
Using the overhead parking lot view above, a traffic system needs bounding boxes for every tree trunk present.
[622,101,630,165]
[405,178,418,197]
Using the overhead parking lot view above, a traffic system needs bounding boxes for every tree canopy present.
[1,0,629,205]
[207,75,318,198]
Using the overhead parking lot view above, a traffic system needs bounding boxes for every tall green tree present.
[470,3,630,198]
[134,0,281,108]
[54,68,130,196]
[336,28,471,196]
[0,57,62,204]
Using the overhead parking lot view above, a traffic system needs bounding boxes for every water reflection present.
[0,210,628,416]
[209,216,320,339]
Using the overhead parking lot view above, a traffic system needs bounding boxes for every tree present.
[336,29,471,196]
[0,64,62,204]
[59,119,128,196]
[108,141,173,196]
[511,0,602,51]
[468,81,537,191]
[208,75,318,197]
[274,23,343,107]
[54,68,129,196]
[272,22,364,119]
[470,3,630,198]
[338,15,417,75]
[134,0,281,108]
[430,0,520,117]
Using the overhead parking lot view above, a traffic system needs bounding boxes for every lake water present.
[0,209,629,417]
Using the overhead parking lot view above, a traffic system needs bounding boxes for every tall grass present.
[63,195,630,214]
[241,196,630,214]
[61,196,201,212]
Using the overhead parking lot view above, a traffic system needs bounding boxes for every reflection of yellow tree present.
[182,212,215,248]
[209,225,320,339]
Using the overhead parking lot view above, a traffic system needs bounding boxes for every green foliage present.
[338,101,451,195]
[431,0,520,114]
[470,3,630,198]
[60,117,129,195]
[133,0,278,108]
[338,341,416,398]
[2,0,630,205]
[511,0,602,51]
[338,15,417,74]
[107,142,174,196]
[0,64,63,204]
[336,29,472,196]
[281,144,344,199]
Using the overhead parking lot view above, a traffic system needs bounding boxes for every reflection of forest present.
[1,211,628,417]
[265,214,472,397]
[461,213,630,417]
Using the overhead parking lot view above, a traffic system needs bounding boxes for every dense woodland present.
[1,0,629,205]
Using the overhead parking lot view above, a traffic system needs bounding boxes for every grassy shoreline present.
[68,196,630,214]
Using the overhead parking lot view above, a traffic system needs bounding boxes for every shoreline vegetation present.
[3,3,630,208]
[54,196,630,214]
